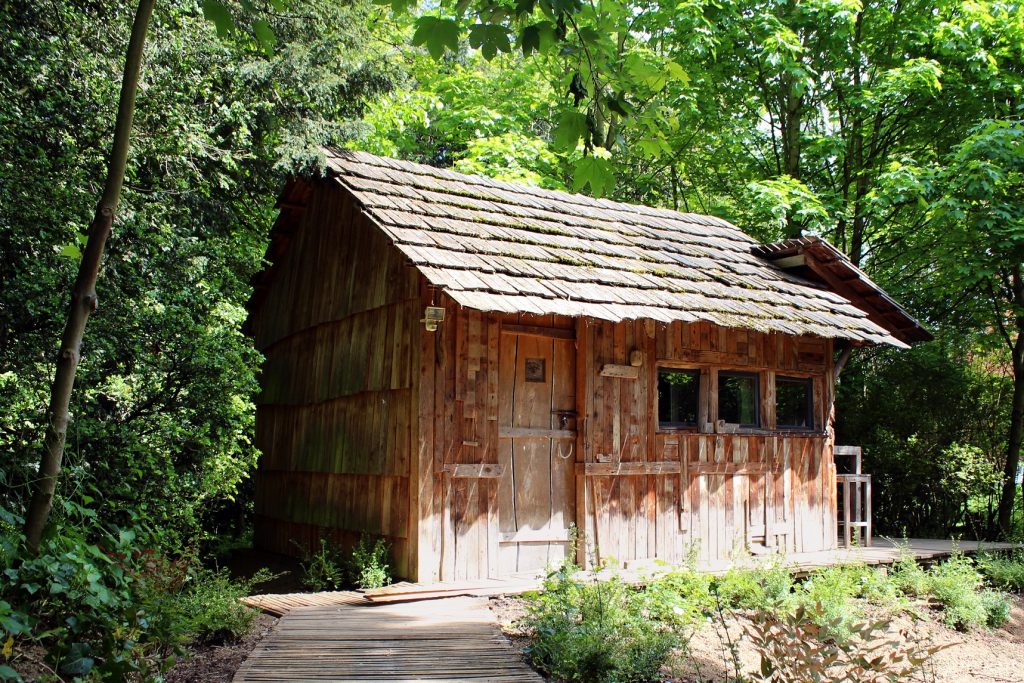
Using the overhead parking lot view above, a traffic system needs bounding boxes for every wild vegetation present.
[1,0,1022,679]
[518,550,1021,682]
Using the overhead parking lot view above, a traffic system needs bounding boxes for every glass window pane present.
[718,372,759,426]
[777,376,812,428]
[658,369,700,427]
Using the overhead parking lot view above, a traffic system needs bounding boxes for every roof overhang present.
[752,237,932,344]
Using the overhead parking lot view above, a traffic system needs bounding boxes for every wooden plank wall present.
[250,181,421,577]
[418,300,576,581]
[578,319,838,567]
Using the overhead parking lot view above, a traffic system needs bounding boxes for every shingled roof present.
[313,149,914,348]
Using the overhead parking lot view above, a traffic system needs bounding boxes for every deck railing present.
[835,445,872,548]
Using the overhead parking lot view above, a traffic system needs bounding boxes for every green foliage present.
[299,539,347,592]
[1,507,187,680]
[0,0,399,550]
[926,553,989,630]
[893,551,1013,630]
[792,566,870,642]
[746,603,949,683]
[524,567,682,683]
[977,550,1024,591]
[837,341,1009,538]
[980,589,1012,628]
[642,567,714,625]
[348,536,391,590]
[714,562,793,611]
[177,567,273,645]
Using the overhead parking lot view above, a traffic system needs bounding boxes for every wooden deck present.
[233,596,543,682]
[242,538,1020,616]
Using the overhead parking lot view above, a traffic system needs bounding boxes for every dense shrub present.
[525,567,682,683]
[977,550,1024,591]
[178,568,274,645]
[1,504,271,681]
[714,561,793,611]
[349,536,391,590]
[642,567,714,625]
[1,506,187,680]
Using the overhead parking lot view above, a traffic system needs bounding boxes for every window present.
[718,371,759,427]
[658,368,700,428]
[776,376,813,429]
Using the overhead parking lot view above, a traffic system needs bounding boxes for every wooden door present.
[497,332,576,574]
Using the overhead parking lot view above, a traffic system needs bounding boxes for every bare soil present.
[489,594,1024,683]
[164,613,277,683]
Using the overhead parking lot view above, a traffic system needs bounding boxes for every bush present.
[981,589,1012,628]
[349,536,391,590]
[178,568,274,645]
[977,550,1024,591]
[714,562,793,611]
[298,538,346,591]
[890,551,931,598]
[1,505,187,680]
[525,567,682,683]
[643,567,714,625]
[746,603,950,683]
[793,566,867,642]
[926,553,988,630]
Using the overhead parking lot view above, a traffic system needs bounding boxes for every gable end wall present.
[250,180,422,578]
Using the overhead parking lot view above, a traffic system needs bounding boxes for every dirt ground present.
[490,594,1024,683]
[164,613,277,683]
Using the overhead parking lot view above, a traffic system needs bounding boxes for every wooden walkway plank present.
[233,597,544,683]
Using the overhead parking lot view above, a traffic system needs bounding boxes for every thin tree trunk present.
[24,0,156,553]
[996,269,1024,539]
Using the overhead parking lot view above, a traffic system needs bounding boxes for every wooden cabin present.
[247,150,929,582]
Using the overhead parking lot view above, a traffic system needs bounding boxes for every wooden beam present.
[576,461,682,476]
[441,464,505,478]
[498,529,571,544]
[498,427,575,439]
[500,323,575,340]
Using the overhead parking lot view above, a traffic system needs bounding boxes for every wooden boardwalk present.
[233,597,543,682]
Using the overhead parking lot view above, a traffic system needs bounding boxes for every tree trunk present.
[23,0,156,553]
[996,269,1024,539]
[779,71,804,239]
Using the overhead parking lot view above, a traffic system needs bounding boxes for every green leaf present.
[605,93,634,117]
[201,0,233,38]
[468,23,512,60]
[0,665,22,683]
[665,61,690,86]
[626,54,668,91]
[252,20,277,56]
[60,643,94,676]
[572,154,615,197]
[58,244,81,262]
[553,110,588,151]
[520,21,556,56]
[412,17,461,60]
[269,0,289,9]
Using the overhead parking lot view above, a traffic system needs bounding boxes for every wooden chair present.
[835,446,872,548]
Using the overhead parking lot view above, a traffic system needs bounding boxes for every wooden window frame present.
[717,370,761,429]
[775,374,815,431]
[656,366,702,431]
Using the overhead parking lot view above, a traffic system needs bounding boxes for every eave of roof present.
[254,149,914,349]
[752,237,932,344]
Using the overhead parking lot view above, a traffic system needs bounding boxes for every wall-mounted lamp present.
[421,306,445,332]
